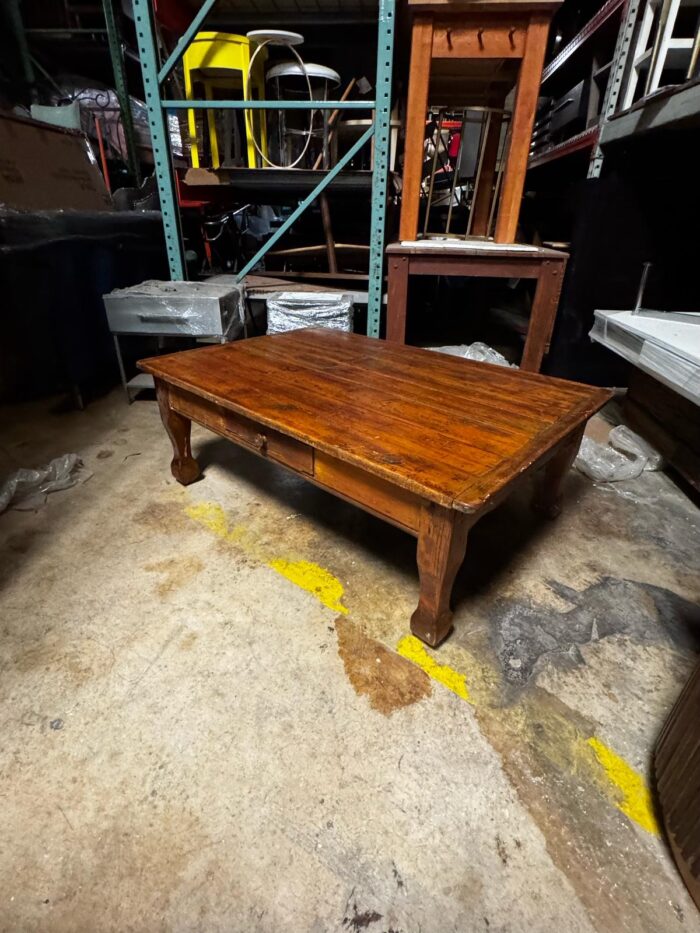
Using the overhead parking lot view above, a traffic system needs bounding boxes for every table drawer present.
[104,283,239,336]
[171,387,313,475]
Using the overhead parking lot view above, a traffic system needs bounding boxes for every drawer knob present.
[252,432,267,451]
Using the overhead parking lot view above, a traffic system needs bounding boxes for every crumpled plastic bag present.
[608,424,663,470]
[428,342,515,368]
[0,454,90,513]
[574,426,663,483]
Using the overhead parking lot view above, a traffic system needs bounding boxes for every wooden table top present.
[140,329,610,512]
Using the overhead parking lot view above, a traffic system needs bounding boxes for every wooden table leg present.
[532,427,584,518]
[470,112,503,238]
[494,15,550,244]
[386,255,410,343]
[155,379,201,486]
[410,503,474,647]
[520,258,565,372]
[399,15,434,242]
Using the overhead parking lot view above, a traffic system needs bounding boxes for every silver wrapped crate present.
[266,292,353,335]
[103,280,244,337]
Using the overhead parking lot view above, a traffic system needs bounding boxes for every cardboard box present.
[0,112,113,211]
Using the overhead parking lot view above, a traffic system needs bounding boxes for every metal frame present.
[541,0,627,83]
[420,107,512,241]
[102,0,141,183]
[131,0,395,337]
[588,0,642,177]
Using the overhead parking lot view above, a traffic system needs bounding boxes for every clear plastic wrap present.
[267,293,354,334]
[0,455,90,513]
[608,425,664,470]
[427,342,515,368]
[574,427,663,483]
[103,280,244,337]
[43,78,184,159]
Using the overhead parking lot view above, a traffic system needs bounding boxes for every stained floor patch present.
[8,637,115,686]
[494,576,700,684]
[335,617,431,715]
[134,499,189,535]
[144,556,204,596]
[472,687,679,932]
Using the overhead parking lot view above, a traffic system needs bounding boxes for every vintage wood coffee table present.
[139,328,610,646]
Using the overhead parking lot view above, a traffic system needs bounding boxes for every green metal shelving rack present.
[131,0,396,337]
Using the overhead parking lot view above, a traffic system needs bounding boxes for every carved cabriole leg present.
[410,503,475,647]
[532,426,584,519]
[154,379,201,485]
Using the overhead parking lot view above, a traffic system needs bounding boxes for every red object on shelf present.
[153,0,192,37]
[448,132,462,158]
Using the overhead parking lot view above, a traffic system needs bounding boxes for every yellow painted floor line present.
[269,558,348,614]
[186,501,658,836]
[185,501,348,615]
[396,635,471,703]
[396,635,659,836]
[185,501,243,542]
[586,737,660,835]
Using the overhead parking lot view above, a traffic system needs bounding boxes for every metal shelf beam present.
[541,0,626,83]
[158,0,218,84]
[132,0,395,337]
[235,126,375,282]
[162,100,375,110]
[529,126,599,168]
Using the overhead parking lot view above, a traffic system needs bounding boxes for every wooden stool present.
[385,241,568,372]
[400,0,560,243]
[183,31,268,169]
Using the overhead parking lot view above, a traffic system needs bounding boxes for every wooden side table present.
[401,0,560,243]
[385,241,568,372]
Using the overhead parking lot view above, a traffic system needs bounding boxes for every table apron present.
[314,451,424,534]
[400,257,563,278]
[168,385,429,536]
[170,386,314,476]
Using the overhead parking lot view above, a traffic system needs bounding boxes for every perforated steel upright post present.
[367,0,396,337]
[588,0,641,178]
[131,0,186,279]
[103,0,141,184]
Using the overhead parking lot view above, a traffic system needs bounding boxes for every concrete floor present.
[1,388,699,933]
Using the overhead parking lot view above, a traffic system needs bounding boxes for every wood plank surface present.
[139,329,610,511]
[386,242,566,259]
